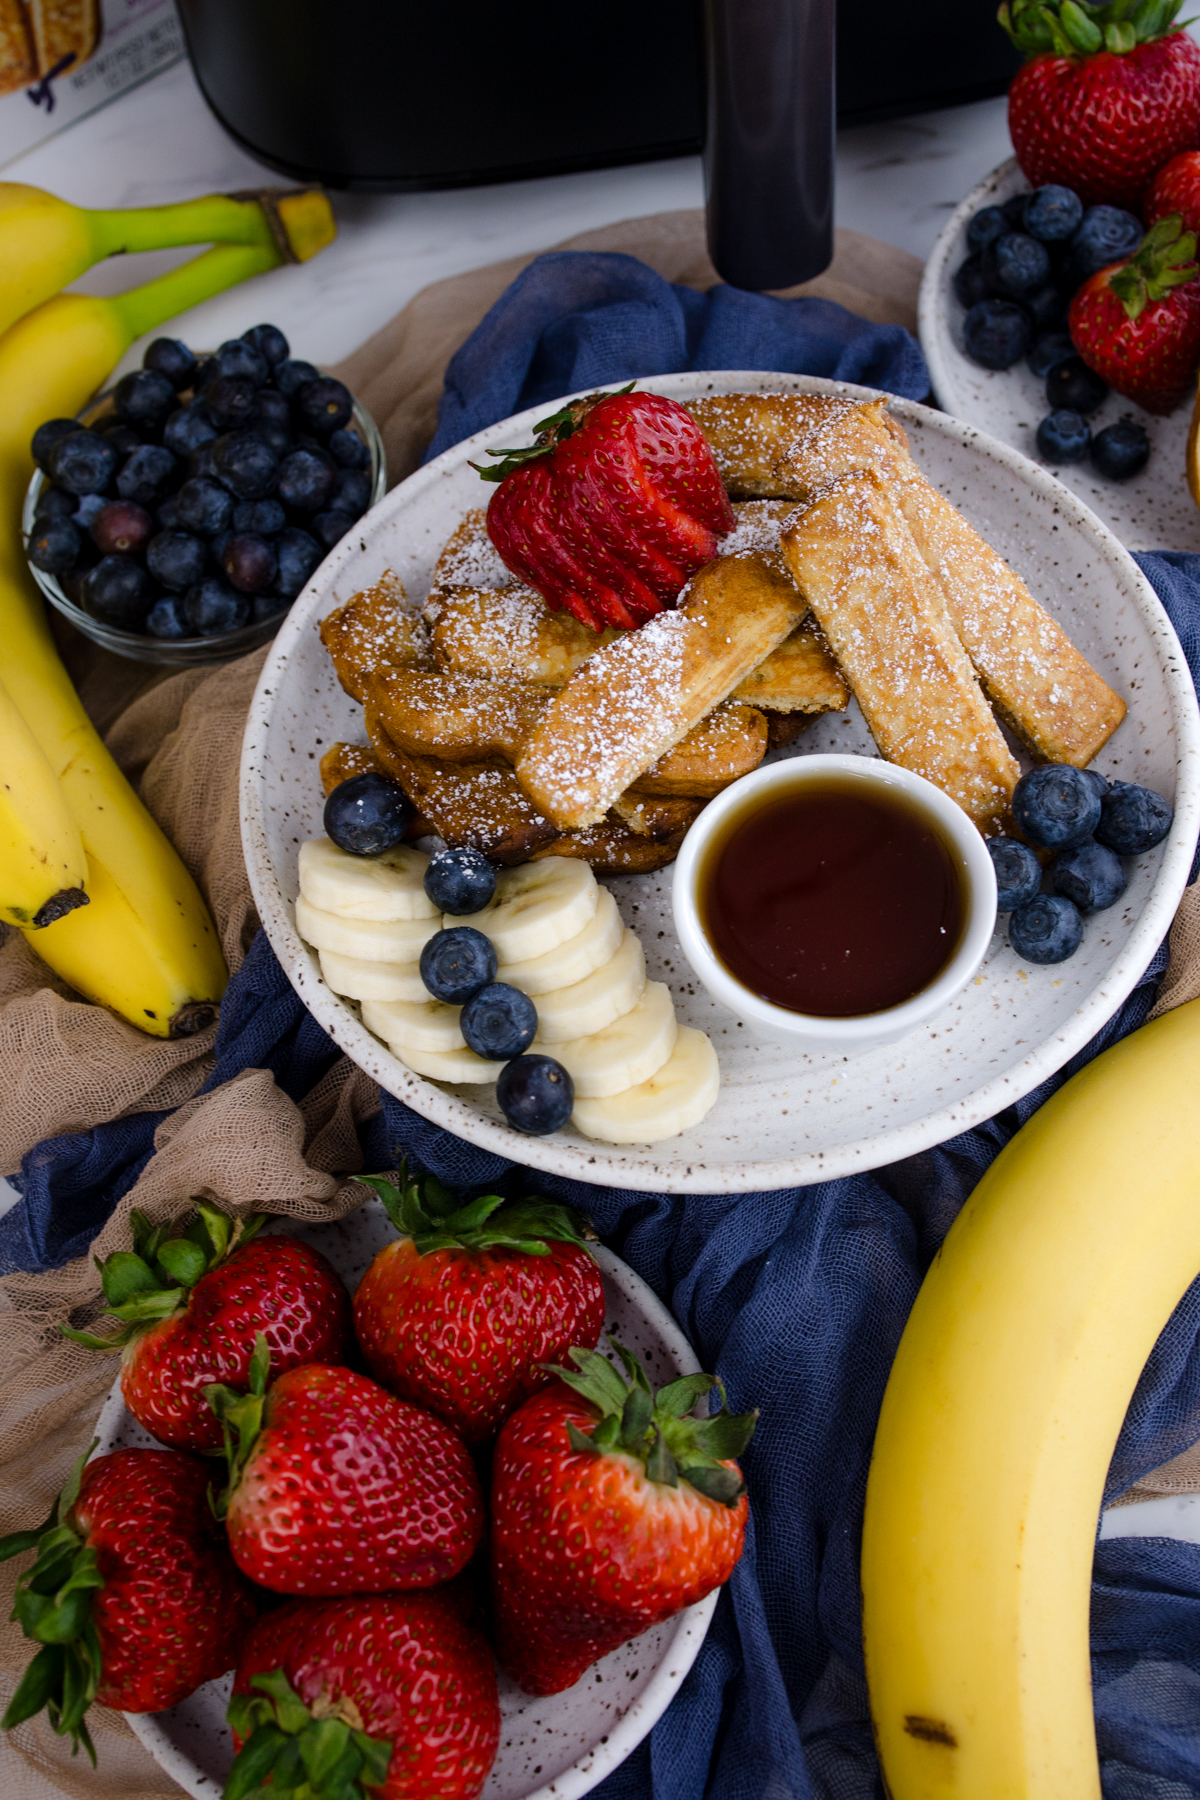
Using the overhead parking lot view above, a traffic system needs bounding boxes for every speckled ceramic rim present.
[917,153,1023,418]
[102,1233,719,1800]
[240,370,1200,1194]
[672,754,998,1053]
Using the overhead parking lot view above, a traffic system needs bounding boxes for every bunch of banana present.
[861,995,1200,1799]
[0,183,336,1036]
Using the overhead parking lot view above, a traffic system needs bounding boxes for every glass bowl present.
[22,381,386,668]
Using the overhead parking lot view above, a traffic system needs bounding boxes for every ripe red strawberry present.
[1145,149,1200,235]
[227,1591,499,1800]
[490,1341,757,1695]
[0,1447,255,1757]
[1069,214,1200,411]
[1001,0,1200,209]
[477,387,735,632]
[353,1163,605,1445]
[62,1202,352,1453]
[209,1347,484,1594]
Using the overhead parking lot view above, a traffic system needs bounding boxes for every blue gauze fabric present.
[6,257,1200,1798]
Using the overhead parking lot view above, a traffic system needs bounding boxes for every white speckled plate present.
[240,370,1200,1194]
[94,1201,716,1800]
[919,156,1200,552]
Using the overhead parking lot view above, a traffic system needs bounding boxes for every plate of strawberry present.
[0,1182,750,1800]
[920,0,1200,552]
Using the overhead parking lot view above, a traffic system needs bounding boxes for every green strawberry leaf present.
[223,1670,393,1800]
[1060,0,1104,45]
[224,1721,287,1800]
[364,1162,595,1260]
[655,1374,717,1419]
[620,1384,653,1451]
[156,1237,209,1289]
[679,1464,747,1506]
[207,1336,271,1520]
[97,1251,159,1307]
[646,1428,679,1487]
[444,1192,508,1233]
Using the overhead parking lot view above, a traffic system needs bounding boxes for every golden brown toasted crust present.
[688,394,891,499]
[609,793,706,838]
[319,741,383,795]
[364,666,552,763]
[426,508,514,608]
[365,712,560,864]
[629,703,768,797]
[732,620,848,713]
[765,711,815,751]
[782,471,1021,835]
[528,829,687,875]
[29,0,98,73]
[877,415,1127,766]
[0,0,35,92]
[319,573,430,704]
[429,584,619,684]
[516,554,805,830]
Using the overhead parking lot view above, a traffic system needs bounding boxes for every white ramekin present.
[672,753,999,1055]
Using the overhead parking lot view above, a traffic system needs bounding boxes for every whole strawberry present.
[477,386,735,631]
[491,1341,756,1696]
[0,1447,255,1757]
[1001,0,1200,209]
[62,1201,352,1453]
[1145,149,1200,235]
[353,1163,605,1445]
[1070,215,1200,412]
[227,1591,499,1800]
[209,1343,484,1594]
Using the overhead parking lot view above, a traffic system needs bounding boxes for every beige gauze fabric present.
[0,207,1188,1792]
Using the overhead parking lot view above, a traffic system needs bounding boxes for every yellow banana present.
[861,996,1200,1800]
[0,670,87,929]
[0,181,335,342]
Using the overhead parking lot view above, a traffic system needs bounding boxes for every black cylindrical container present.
[703,0,836,291]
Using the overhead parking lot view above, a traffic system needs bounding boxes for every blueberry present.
[424,846,498,914]
[91,499,153,556]
[963,299,1032,370]
[323,771,411,856]
[1024,184,1083,244]
[1094,782,1173,854]
[31,418,79,473]
[100,422,145,458]
[1053,839,1126,911]
[274,358,320,399]
[113,369,177,431]
[241,323,290,367]
[1027,331,1075,378]
[420,926,497,1003]
[189,440,220,482]
[222,532,277,594]
[987,836,1043,911]
[277,447,336,512]
[460,982,538,1060]
[1046,356,1107,415]
[1090,419,1151,481]
[252,593,289,625]
[1079,768,1109,802]
[496,1054,574,1136]
[208,530,231,571]
[146,594,189,638]
[233,498,286,536]
[334,468,372,516]
[72,492,107,532]
[274,526,323,597]
[1025,284,1066,334]
[143,337,196,390]
[156,496,181,532]
[312,508,355,549]
[33,483,78,522]
[49,430,119,496]
[204,375,259,433]
[81,554,151,629]
[967,205,1008,253]
[213,338,270,386]
[26,516,81,574]
[1065,205,1143,287]
[1001,192,1031,228]
[982,232,1051,299]
[164,403,218,460]
[1013,764,1102,848]
[116,443,178,507]
[254,387,292,432]
[1036,408,1090,464]
[293,376,354,437]
[182,577,249,636]
[1009,893,1084,963]
[146,529,207,592]
[328,428,370,469]
[211,430,279,502]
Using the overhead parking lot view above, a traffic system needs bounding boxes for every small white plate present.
[919,155,1200,552]
[239,370,1200,1194]
[93,1200,717,1800]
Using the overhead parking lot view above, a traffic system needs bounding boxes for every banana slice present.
[296,895,439,963]
[572,1027,719,1143]
[299,837,437,922]
[387,1040,506,1084]
[454,856,598,963]
[499,887,623,996]
[549,980,678,1099]
[533,929,646,1042]
[360,996,464,1053]
[318,948,429,1004]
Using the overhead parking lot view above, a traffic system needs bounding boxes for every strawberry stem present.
[470,383,636,483]
[361,1160,595,1259]
[1108,214,1199,319]
[998,0,1191,56]
[225,1669,393,1800]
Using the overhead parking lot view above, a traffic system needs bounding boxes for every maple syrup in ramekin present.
[696,774,966,1018]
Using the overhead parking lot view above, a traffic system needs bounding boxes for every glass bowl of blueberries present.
[22,322,385,666]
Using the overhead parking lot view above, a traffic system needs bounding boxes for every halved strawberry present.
[1069,214,1200,412]
[477,387,735,632]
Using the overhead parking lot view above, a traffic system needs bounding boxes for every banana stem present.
[87,192,281,258]
[108,242,284,341]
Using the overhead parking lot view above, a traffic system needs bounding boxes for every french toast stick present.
[732,621,849,713]
[782,471,1020,834]
[629,703,768,797]
[689,393,890,498]
[516,553,805,830]
[530,827,688,875]
[429,584,618,684]
[0,0,35,92]
[29,0,99,74]
[426,507,515,606]
[364,666,552,762]
[319,573,431,704]
[366,712,560,864]
[609,794,705,838]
